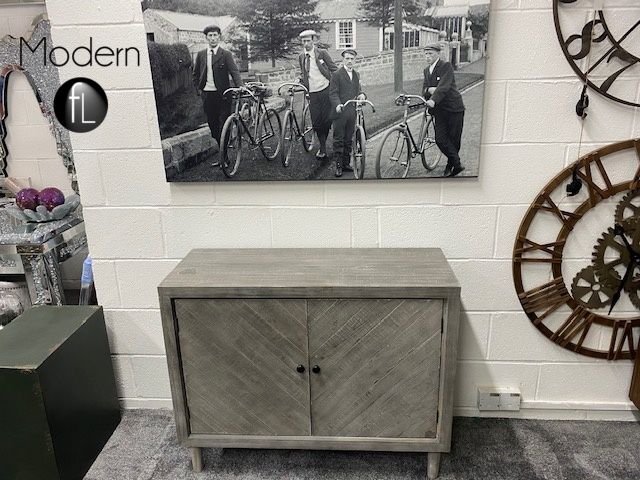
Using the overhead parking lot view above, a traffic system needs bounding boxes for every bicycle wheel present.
[351,125,366,180]
[258,108,281,160]
[301,104,314,152]
[281,110,295,167]
[220,115,242,178]
[375,126,411,179]
[420,116,443,172]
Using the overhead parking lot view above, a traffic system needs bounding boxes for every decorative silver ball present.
[0,293,24,328]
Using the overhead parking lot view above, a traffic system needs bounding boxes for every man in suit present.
[193,25,243,148]
[422,43,466,177]
[329,49,366,177]
[298,29,337,159]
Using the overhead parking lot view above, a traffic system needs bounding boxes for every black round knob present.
[296,364,306,373]
[312,365,321,374]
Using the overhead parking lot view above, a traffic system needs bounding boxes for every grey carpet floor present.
[85,410,640,480]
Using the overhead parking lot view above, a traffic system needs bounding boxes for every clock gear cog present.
[593,223,634,282]
[571,265,616,309]
[614,190,640,225]
[593,219,640,310]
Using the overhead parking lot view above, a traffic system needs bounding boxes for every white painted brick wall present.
[28,0,640,419]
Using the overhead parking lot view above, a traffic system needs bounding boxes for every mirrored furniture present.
[0,208,86,306]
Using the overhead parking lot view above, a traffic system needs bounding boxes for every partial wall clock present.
[553,0,640,108]
[513,138,640,361]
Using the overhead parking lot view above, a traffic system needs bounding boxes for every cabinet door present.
[175,299,310,436]
[308,299,442,438]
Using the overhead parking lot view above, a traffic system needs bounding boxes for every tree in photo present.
[141,0,240,16]
[468,5,490,40]
[235,0,320,68]
[359,0,422,33]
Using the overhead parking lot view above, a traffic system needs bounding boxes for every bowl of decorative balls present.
[5,187,80,223]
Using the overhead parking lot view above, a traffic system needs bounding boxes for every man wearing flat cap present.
[193,25,243,149]
[298,29,337,160]
[329,49,366,177]
[422,43,466,177]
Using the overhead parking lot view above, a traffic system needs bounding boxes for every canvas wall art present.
[142,0,490,182]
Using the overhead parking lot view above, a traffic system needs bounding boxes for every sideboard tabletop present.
[159,248,460,298]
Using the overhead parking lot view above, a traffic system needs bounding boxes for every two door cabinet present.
[158,249,460,479]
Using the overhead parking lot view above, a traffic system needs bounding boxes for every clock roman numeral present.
[514,237,565,264]
[592,155,613,191]
[576,160,610,206]
[519,277,571,324]
[538,194,581,230]
[550,306,594,349]
[609,320,636,360]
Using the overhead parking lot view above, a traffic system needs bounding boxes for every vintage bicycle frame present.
[227,84,276,147]
[398,96,432,156]
[277,83,311,140]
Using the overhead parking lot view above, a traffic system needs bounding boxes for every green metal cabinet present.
[0,306,120,480]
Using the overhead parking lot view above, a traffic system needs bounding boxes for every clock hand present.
[613,223,640,258]
[586,19,640,75]
[607,224,640,315]
[608,258,636,315]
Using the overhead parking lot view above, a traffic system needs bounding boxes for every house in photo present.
[424,1,490,64]
[143,9,247,69]
[247,0,440,75]
[312,0,439,59]
[425,1,490,42]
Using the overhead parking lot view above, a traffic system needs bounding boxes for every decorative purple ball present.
[15,188,40,211]
[38,187,65,211]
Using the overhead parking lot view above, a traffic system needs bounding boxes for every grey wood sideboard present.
[158,248,461,479]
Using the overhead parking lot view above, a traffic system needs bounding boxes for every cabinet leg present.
[427,452,441,480]
[190,447,203,472]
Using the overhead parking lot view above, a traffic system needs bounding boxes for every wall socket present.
[477,387,521,411]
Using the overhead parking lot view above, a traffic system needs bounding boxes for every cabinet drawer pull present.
[312,365,321,374]
[296,364,306,373]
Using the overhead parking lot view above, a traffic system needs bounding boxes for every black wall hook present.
[576,85,589,119]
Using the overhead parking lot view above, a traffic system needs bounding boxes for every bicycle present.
[339,98,375,180]
[219,82,281,178]
[375,94,442,179]
[277,82,314,167]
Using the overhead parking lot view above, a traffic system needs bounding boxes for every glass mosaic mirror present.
[0,15,76,193]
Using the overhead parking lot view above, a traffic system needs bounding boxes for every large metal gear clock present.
[513,139,640,361]
[553,0,640,108]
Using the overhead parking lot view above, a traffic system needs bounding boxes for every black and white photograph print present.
[142,0,491,182]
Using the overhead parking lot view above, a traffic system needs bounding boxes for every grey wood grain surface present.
[175,299,311,436]
[308,299,442,438]
[158,249,460,298]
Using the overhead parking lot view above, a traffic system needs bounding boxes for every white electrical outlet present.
[477,387,521,411]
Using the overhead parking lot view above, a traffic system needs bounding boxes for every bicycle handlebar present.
[245,81,267,89]
[394,94,427,106]
[277,82,309,95]
[340,99,376,113]
[223,85,258,100]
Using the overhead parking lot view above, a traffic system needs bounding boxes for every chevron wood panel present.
[175,299,310,436]
[308,299,442,438]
